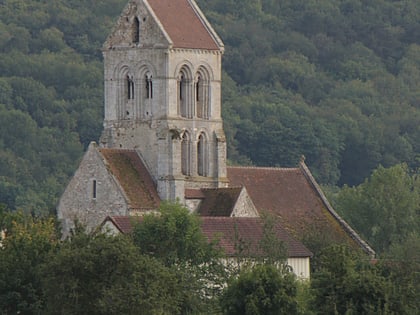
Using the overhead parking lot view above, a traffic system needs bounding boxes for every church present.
[57,0,374,278]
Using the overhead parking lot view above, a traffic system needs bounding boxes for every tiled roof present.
[185,189,205,199]
[227,164,375,256]
[99,149,160,210]
[104,215,141,234]
[147,0,221,50]
[104,216,312,258]
[196,187,242,216]
[200,217,312,258]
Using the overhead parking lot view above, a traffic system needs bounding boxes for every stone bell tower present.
[99,0,228,202]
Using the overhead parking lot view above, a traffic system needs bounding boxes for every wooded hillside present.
[1,0,420,213]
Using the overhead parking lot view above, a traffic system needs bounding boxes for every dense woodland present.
[0,0,420,313]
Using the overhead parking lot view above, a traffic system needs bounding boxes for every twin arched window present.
[178,66,210,119]
[181,131,208,177]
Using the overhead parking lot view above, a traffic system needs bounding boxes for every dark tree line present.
[1,203,418,314]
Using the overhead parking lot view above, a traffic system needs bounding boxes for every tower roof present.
[147,0,222,50]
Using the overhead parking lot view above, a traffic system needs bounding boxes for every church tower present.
[100,0,228,202]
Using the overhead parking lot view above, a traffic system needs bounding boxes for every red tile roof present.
[201,217,312,258]
[104,216,312,258]
[197,187,242,216]
[99,149,160,210]
[227,165,375,256]
[185,189,205,199]
[147,0,221,50]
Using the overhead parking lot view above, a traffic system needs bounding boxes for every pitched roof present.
[104,216,312,258]
[196,187,243,216]
[147,0,222,50]
[200,217,312,258]
[99,149,160,211]
[227,164,375,256]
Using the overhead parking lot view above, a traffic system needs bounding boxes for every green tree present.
[42,227,181,315]
[311,245,395,315]
[335,163,419,253]
[0,210,58,314]
[220,264,298,315]
[131,202,226,314]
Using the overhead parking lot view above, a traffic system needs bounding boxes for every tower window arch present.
[145,73,153,99]
[127,75,135,100]
[133,17,140,44]
[197,132,208,176]
[177,66,193,118]
[181,131,191,176]
[195,67,210,119]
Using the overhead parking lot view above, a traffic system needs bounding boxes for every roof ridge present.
[201,186,242,191]
[228,166,300,171]
[99,148,137,153]
[299,162,376,257]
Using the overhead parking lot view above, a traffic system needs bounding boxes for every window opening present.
[92,180,97,199]
[133,17,140,43]
[127,75,134,100]
[145,74,153,99]
[197,134,206,176]
[181,133,190,175]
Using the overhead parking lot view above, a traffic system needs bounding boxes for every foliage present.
[0,0,420,210]
[131,202,226,314]
[42,228,181,315]
[311,245,397,315]
[0,210,58,314]
[220,264,298,315]
[334,163,420,253]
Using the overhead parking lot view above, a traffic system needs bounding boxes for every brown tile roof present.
[104,215,141,234]
[99,149,160,210]
[196,187,242,216]
[104,216,312,258]
[147,0,221,50]
[227,164,375,256]
[185,189,205,199]
[200,217,312,258]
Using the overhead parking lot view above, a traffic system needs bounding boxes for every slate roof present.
[227,164,375,256]
[147,0,221,50]
[99,149,160,211]
[104,216,312,258]
[196,187,243,216]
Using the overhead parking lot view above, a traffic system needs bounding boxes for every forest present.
[0,0,419,208]
[0,0,419,312]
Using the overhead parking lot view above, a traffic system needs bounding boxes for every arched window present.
[133,17,140,43]
[127,75,135,100]
[177,66,193,118]
[145,73,153,99]
[197,133,208,176]
[195,67,210,119]
[181,132,191,176]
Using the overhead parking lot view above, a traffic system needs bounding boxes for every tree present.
[131,202,226,314]
[311,245,395,315]
[220,264,298,315]
[0,210,58,314]
[335,163,420,253]
[42,227,181,315]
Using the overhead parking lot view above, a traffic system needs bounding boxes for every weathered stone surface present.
[57,142,129,236]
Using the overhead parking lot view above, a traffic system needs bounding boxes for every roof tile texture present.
[199,217,311,258]
[148,0,220,50]
[100,149,160,210]
[106,216,312,258]
[227,166,352,244]
[197,187,242,216]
